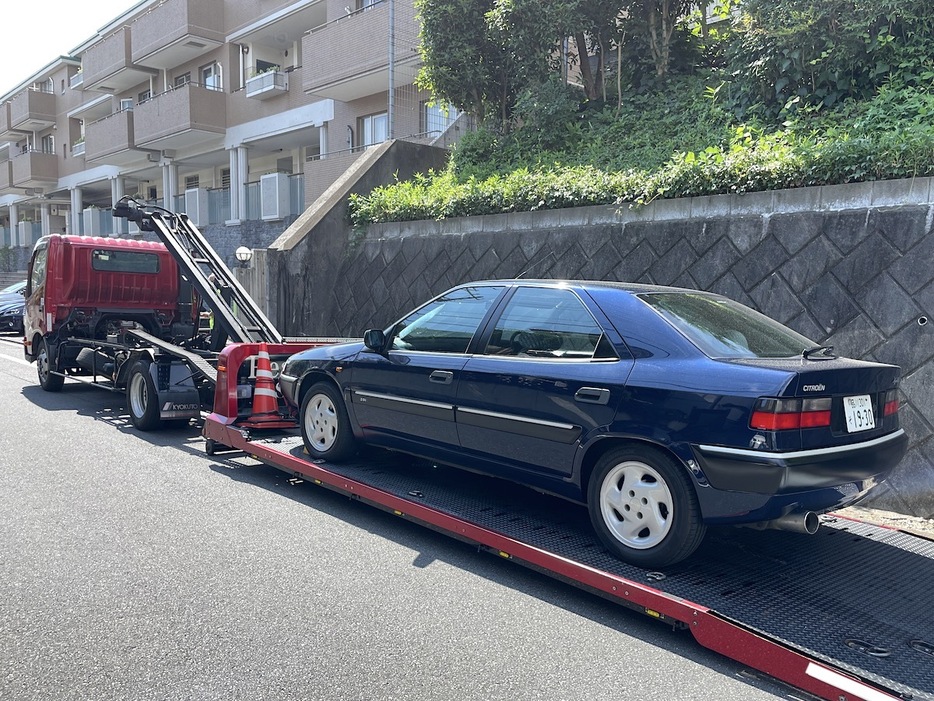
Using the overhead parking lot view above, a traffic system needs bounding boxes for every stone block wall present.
[283,179,934,517]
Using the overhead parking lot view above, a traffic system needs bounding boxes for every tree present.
[416,0,575,128]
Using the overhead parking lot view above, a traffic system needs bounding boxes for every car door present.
[350,284,505,449]
[456,285,634,478]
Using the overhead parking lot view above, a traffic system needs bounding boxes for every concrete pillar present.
[162,160,178,208]
[237,145,249,221]
[70,187,82,235]
[10,203,19,229]
[40,202,51,238]
[111,177,127,235]
[227,147,240,225]
[319,124,328,158]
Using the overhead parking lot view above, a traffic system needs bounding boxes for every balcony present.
[82,26,157,93]
[69,71,84,90]
[11,149,58,189]
[245,69,288,100]
[9,89,57,132]
[0,103,19,140]
[85,109,143,166]
[133,82,226,151]
[131,0,225,70]
[302,0,418,101]
[0,160,13,193]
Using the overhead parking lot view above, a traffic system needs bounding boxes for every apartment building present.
[0,0,463,252]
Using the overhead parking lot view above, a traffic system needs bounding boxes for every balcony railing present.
[71,141,86,157]
[11,148,58,187]
[131,0,224,69]
[133,82,226,150]
[10,88,56,131]
[86,108,138,164]
[69,71,84,89]
[245,70,288,100]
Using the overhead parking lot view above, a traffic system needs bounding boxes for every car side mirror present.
[363,328,386,353]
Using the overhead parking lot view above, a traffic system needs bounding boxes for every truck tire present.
[587,445,706,568]
[127,359,162,431]
[300,382,356,462]
[36,337,64,392]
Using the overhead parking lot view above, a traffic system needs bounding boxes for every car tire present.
[300,381,356,462]
[587,445,705,568]
[127,359,162,431]
[36,337,64,392]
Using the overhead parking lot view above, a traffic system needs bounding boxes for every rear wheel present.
[587,445,705,568]
[127,359,162,431]
[36,337,64,392]
[300,381,356,462]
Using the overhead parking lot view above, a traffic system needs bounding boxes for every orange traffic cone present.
[241,343,293,429]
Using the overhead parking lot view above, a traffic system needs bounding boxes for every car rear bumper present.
[692,429,908,495]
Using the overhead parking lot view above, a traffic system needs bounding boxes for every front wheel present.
[587,445,705,568]
[300,381,356,462]
[127,359,162,431]
[36,337,64,392]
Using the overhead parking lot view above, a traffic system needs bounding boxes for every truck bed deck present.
[202,421,934,701]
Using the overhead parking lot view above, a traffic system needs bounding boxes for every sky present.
[0,0,143,96]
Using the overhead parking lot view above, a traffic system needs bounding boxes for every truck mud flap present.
[203,424,932,701]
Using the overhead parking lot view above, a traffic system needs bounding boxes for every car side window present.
[391,285,503,353]
[484,287,614,360]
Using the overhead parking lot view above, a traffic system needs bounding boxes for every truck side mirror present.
[363,328,386,353]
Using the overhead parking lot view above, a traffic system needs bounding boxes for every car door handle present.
[429,370,454,385]
[575,387,610,405]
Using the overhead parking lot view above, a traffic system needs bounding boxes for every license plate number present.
[843,395,875,433]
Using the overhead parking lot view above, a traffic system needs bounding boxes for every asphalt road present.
[0,335,799,701]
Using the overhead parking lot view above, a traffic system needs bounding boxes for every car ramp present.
[202,418,933,701]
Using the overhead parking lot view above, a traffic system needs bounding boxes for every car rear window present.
[639,292,815,359]
[92,249,160,274]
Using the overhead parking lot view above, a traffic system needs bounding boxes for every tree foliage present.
[729,0,934,117]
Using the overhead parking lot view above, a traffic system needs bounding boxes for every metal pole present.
[388,0,395,140]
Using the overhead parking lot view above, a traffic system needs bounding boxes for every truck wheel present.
[127,359,162,431]
[36,338,64,392]
[300,382,356,462]
[587,445,706,568]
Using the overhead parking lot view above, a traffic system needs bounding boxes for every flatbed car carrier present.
[205,341,934,701]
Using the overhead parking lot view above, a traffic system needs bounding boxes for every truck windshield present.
[639,292,815,359]
[92,249,160,274]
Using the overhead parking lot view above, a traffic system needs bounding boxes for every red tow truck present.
[22,199,334,430]
[23,201,933,701]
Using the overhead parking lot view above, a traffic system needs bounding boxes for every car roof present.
[473,279,711,296]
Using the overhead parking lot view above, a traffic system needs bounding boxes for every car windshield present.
[639,292,815,359]
[1,282,23,295]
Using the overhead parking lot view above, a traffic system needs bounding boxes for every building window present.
[120,98,134,112]
[358,111,388,148]
[220,168,231,188]
[185,175,200,190]
[138,89,151,104]
[201,62,222,91]
[356,0,381,9]
[40,134,54,154]
[421,101,457,136]
[174,72,191,88]
[254,59,279,76]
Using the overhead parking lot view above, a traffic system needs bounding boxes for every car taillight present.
[750,397,832,430]
[883,389,899,417]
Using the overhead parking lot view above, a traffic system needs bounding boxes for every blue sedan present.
[279,281,908,567]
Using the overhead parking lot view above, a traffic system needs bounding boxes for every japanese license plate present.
[843,395,875,433]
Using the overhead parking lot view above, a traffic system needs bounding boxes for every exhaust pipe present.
[759,511,821,534]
